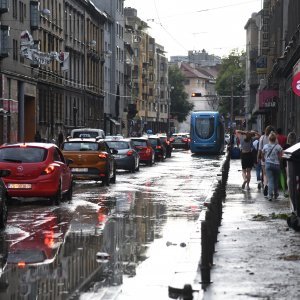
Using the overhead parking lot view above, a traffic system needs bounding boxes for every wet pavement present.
[0,150,224,299]
[203,158,300,299]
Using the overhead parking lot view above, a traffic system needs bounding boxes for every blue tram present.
[190,111,225,154]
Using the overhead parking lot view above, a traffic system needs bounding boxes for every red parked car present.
[131,137,155,166]
[0,143,73,205]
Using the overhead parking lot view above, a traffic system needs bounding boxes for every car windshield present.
[0,147,47,163]
[7,250,47,263]
[73,131,99,138]
[195,117,215,139]
[62,142,99,151]
[148,139,158,146]
[131,140,147,147]
[106,141,130,150]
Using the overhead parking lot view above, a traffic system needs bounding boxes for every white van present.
[70,128,105,139]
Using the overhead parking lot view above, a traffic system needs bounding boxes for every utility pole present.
[230,75,234,147]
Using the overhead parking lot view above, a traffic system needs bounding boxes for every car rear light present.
[182,138,188,142]
[169,138,174,142]
[18,261,26,268]
[156,145,162,149]
[146,147,151,154]
[98,153,108,159]
[127,150,134,156]
[41,164,55,175]
[166,141,170,145]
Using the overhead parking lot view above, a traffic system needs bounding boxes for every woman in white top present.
[262,132,283,201]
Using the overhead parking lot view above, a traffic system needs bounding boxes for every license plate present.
[8,183,32,189]
[114,155,123,158]
[72,168,88,172]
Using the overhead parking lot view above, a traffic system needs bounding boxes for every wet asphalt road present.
[0,150,224,300]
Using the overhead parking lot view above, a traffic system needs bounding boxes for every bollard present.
[201,220,211,285]
[181,284,194,300]
[200,153,230,289]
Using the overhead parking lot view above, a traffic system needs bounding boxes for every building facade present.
[124,7,169,136]
[245,0,300,137]
[0,0,107,144]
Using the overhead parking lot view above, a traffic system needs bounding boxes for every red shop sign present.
[292,72,300,96]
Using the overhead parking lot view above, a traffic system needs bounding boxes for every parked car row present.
[0,142,74,229]
[0,133,189,229]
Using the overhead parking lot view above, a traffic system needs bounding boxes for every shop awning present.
[109,118,120,126]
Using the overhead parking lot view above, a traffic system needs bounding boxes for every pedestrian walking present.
[58,131,64,148]
[262,132,283,201]
[34,130,42,142]
[235,130,260,190]
[257,125,275,197]
[252,132,262,189]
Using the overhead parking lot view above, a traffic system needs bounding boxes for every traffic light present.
[191,92,202,97]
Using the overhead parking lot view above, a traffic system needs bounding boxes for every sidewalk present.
[203,159,300,299]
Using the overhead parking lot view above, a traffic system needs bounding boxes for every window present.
[195,117,215,139]
[0,0,8,13]
[12,0,17,19]
[13,39,18,61]
[19,1,25,22]
[0,25,9,57]
[53,148,62,162]
[0,147,47,163]
[30,2,39,29]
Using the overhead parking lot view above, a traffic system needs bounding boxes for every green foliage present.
[168,65,194,123]
[216,49,246,117]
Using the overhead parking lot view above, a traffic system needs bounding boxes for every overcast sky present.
[124,0,263,59]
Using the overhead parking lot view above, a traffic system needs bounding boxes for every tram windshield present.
[195,117,215,139]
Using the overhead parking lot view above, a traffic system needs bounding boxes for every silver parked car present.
[105,138,140,172]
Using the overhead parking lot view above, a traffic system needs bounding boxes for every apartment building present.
[0,0,107,144]
[245,0,300,136]
[124,7,169,136]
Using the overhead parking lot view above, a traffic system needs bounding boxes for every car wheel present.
[0,190,8,230]
[110,166,116,184]
[51,181,62,205]
[135,162,140,172]
[64,180,73,201]
[103,169,110,186]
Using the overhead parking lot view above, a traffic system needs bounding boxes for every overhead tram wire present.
[143,0,261,54]
[148,0,189,53]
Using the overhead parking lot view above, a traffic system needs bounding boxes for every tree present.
[216,49,245,120]
[168,65,194,123]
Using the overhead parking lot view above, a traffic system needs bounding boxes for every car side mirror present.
[0,169,11,177]
[66,158,73,165]
[111,149,118,155]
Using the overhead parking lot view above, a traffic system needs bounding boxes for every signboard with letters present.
[258,90,279,109]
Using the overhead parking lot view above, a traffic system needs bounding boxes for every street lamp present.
[230,75,234,147]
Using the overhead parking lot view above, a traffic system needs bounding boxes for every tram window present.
[195,117,214,139]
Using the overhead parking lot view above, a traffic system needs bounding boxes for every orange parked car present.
[61,138,117,185]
